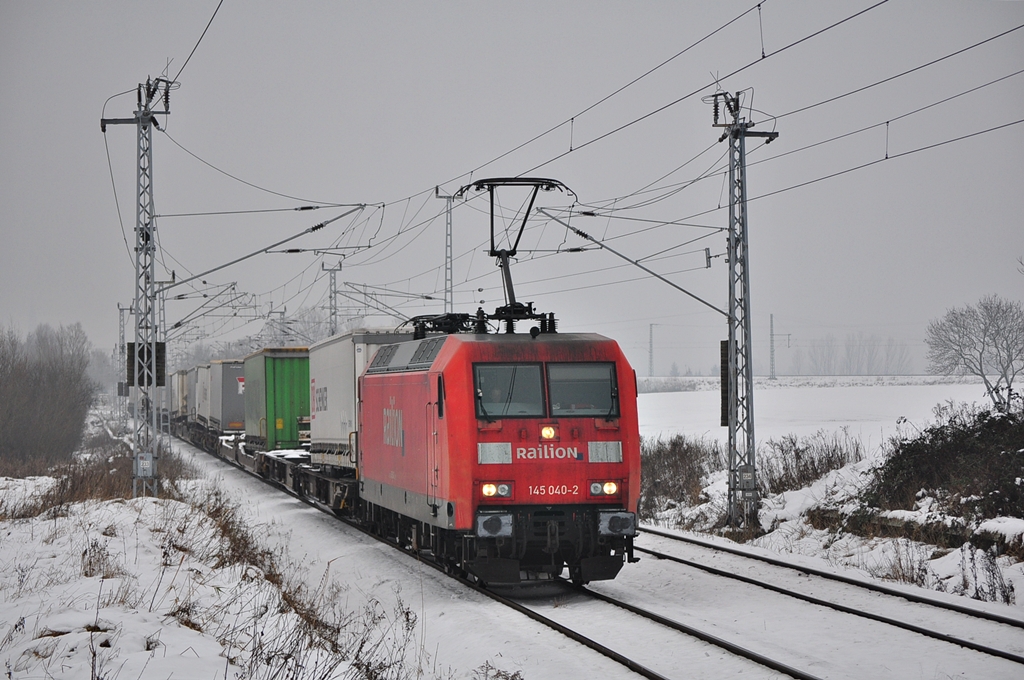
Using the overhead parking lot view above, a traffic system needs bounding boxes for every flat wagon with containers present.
[168,360,246,453]
[243,347,310,452]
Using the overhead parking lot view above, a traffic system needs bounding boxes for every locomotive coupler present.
[543,520,560,554]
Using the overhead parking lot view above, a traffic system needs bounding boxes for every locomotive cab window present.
[474,364,545,418]
[548,363,619,417]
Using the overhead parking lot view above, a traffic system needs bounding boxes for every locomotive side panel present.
[359,372,441,526]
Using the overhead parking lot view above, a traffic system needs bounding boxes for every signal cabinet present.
[308,330,414,468]
[244,348,310,451]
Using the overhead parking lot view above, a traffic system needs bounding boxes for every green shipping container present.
[244,347,310,451]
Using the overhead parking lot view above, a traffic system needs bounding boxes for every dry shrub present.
[866,538,932,587]
[758,428,864,496]
[472,662,524,680]
[639,435,725,521]
[951,543,1016,605]
[864,402,1024,521]
[1,434,198,520]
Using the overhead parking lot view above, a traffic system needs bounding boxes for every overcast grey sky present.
[1,1,1022,375]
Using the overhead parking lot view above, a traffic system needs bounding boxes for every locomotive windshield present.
[548,363,618,417]
[473,361,618,418]
[474,364,545,418]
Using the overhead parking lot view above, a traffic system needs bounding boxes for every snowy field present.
[639,376,992,454]
[3,377,1021,679]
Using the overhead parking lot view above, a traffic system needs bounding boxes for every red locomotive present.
[348,178,639,585]
[356,328,640,585]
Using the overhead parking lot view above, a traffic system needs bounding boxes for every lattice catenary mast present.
[101,78,172,497]
[713,91,778,528]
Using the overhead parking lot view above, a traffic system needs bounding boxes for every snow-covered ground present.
[639,375,992,451]
[2,377,1022,679]
[641,376,1024,614]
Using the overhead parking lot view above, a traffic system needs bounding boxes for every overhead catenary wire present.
[100,88,139,266]
[155,2,1020,343]
[172,0,225,84]
[516,0,893,177]
[159,129,361,207]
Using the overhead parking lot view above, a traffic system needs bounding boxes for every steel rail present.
[641,526,1024,629]
[569,581,826,680]
[635,544,1024,665]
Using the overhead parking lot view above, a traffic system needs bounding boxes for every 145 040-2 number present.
[528,484,579,496]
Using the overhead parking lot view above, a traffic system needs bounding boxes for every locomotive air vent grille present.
[410,337,445,366]
[368,345,398,370]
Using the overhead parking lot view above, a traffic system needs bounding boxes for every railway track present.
[183,438,834,679]
[642,526,1024,629]
[629,526,1024,667]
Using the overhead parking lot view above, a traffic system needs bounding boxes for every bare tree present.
[789,347,805,375]
[843,332,882,375]
[925,295,1024,412]
[883,337,913,375]
[809,334,839,375]
[1,323,95,467]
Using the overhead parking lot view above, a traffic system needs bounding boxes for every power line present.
[155,205,333,218]
[159,129,360,206]
[100,88,138,265]
[566,65,1024,246]
[173,0,225,83]
[747,117,1024,204]
[774,22,1024,121]
[517,1,892,176]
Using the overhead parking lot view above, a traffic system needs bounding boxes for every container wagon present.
[244,347,310,452]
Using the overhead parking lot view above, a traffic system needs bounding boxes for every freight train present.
[165,178,641,586]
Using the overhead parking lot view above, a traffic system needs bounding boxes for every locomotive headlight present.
[482,482,513,498]
[540,425,558,440]
[590,481,620,496]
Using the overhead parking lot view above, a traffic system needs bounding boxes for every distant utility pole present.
[648,323,666,377]
[436,187,454,313]
[649,324,655,377]
[102,77,172,498]
[116,303,131,432]
[712,91,778,529]
[769,314,791,380]
[323,260,343,336]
